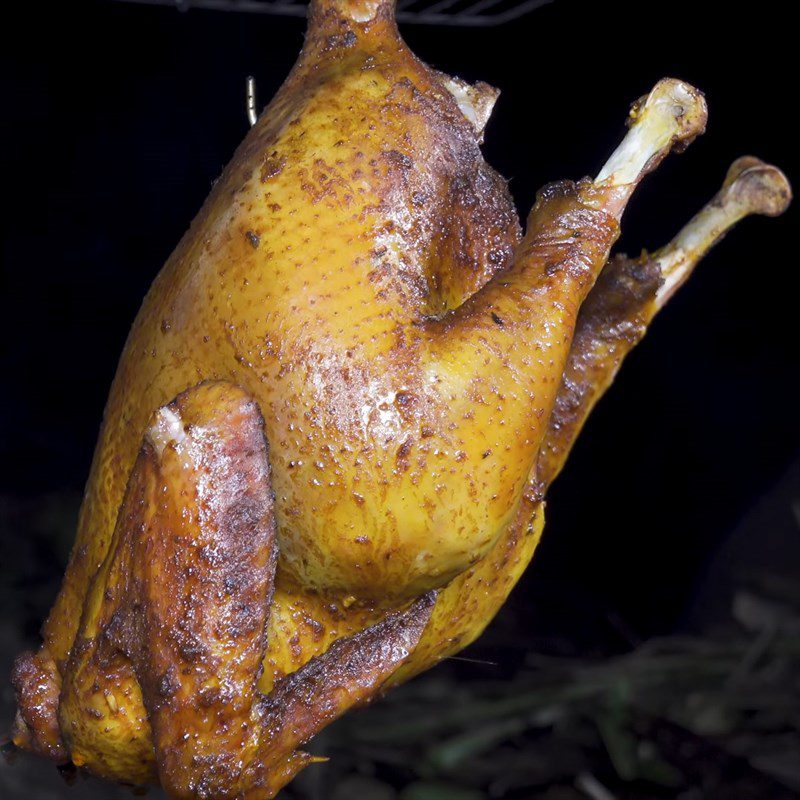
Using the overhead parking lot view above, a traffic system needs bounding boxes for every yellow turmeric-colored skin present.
[10,0,790,796]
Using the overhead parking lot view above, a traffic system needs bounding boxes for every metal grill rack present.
[113,0,552,27]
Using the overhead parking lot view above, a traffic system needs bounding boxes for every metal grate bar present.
[112,0,553,27]
[459,0,508,16]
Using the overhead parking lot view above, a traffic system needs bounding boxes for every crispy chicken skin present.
[10,0,790,796]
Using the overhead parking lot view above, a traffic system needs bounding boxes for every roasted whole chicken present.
[10,0,791,797]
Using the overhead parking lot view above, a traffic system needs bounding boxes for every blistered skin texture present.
[45,0,528,651]
[41,0,605,678]
[11,0,790,795]
[46,382,436,796]
[537,251,663,489]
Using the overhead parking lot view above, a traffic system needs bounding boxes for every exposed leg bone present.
[657,157,791,306]
[420,80,706,542]
[53,382,435,799]
[537,157,791,488]
[594,79,708,218]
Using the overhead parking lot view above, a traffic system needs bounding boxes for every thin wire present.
[111,0,554,27]
[459,0,507,15]
[418,0,463,16]
[445,655,500,666]
[246,76,258,126]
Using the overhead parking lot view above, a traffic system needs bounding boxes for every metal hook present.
[246,75,258,127]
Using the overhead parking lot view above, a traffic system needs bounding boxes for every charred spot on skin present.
[157,669,180,699]
[395,391,415,409]
[222,573,244,594]
[260,153,286,183]
[307,618,325,641]
[178,638,208,663]
[396,437,414,462]
[482,449,492,459]
[230,603,260,639]
[245,230,261,249]
[384,150,413,170]
[490,312,504,327]
[394,390,418,421]
[198,686,221,708]
[325,602,345,620]
[326,30,357,49]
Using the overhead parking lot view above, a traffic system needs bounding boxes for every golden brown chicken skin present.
[10,0,790,796]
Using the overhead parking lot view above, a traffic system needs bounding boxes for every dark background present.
[2,1,798,798]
